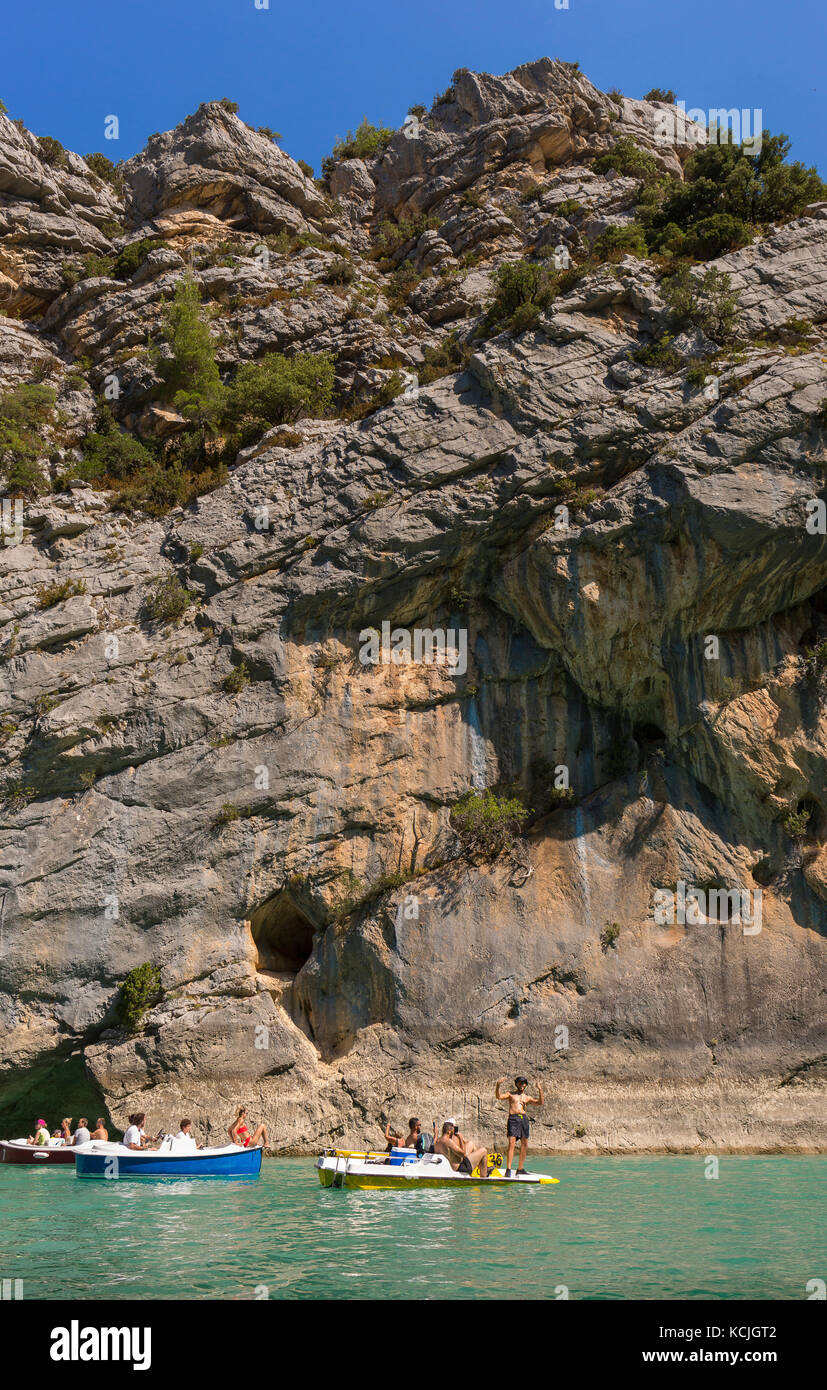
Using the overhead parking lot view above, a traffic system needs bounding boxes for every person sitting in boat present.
[402,1118,435,1156]
[26,1118,50,1146]
[123,1112,158,1150]
[174,1119,199,1148]
[90,1118,108,1141]
[434,1121,488,1177]
[229,1106,269,1149]
[71,1118,91,1146]
[382,1120,403,1153]
[451,1120,490,1179]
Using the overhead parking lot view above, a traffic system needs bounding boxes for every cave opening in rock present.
[249,890,316,974]
[634,722,667,745]
[695,881,740,923]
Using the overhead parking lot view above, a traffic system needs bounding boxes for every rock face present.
[122,103,329,233]
[0,113,120,315]
[0,62,825,1153]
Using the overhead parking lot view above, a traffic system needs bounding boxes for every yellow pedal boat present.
[316,1147,560,1189]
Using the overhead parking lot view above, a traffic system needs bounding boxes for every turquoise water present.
[0,1156,823,1300]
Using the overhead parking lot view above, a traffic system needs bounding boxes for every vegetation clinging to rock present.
[222,351,335,444]
[0,383,56,494]
[117,963,162,1032]
[321,118,395,178]
[143,574,191,624]
[450,789,531,859]
[156,276,224,423]
[661,263,739,343]
[640,132,827,255]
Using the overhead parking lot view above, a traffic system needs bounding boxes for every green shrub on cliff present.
[640,131,827,258]
[156,276,224,423]
[661,263,739,342]
[483,259,555,334]
[118,963,162,1032]
[801,640,827,685]
[592,222,648,262]
[450,788,530,858]
[112,238,168,281]
[73,408,157,484]
[223,659,250,694]
[37,134,68,168]
[0,382,56,494]
[783,806,811,839]
[222,351,334,445]
[143,573,190,624]
[592,137,660,185]
[418,332,473,384]
[633,333,683,372]
[84,151,124,192]
[36,578,86,609]
[372,214,440,260]
[1,779,36,810]
[321,118,395,178]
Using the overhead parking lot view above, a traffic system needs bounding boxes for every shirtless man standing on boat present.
[495,1076,544,1176]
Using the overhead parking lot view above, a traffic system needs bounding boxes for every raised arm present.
[527,1082,544,1107]
[495,1077,511,1101]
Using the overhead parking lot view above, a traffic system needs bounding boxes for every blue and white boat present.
[74,1135,262,1179]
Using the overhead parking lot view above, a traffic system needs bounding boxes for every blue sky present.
[3,0,825,174]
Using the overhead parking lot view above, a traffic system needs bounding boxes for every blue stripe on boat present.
[75,1147,263,1178]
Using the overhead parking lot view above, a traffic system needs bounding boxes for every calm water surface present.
[1,1156,823,1300]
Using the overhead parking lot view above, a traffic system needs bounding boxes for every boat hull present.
[75,1143,262,1179]
[316,1150,558,1189]
[0,1140,75,1166]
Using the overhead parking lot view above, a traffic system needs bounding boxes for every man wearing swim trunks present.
[495,1075,544,1176]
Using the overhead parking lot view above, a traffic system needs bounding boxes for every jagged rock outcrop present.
[122,102,330,233]
[0,113,120,314]
[0,61,825,1151]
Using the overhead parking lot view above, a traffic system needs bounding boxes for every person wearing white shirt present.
[72,1118,91,1146]
[123,1111,152,1150]
[174,1119,198,1147]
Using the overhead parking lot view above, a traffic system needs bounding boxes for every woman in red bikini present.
[228,1105,269,1149]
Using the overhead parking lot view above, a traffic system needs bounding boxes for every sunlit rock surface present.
[0,62,825,1150]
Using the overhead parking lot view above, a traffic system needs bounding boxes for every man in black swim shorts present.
[496,1075,544,1176]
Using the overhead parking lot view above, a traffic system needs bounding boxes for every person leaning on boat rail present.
[229,1106,269,1149]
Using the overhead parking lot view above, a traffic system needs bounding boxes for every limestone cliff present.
[0,60,825,1151]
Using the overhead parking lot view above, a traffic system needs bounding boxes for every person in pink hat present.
[26,1119,50,1146]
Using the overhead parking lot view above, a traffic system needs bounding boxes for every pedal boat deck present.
[316,1148,559,1189]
